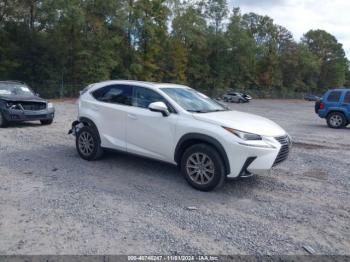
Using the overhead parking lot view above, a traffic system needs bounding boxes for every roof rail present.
[0,80,27,85]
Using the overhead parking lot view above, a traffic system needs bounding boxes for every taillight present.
[319,102,325,109]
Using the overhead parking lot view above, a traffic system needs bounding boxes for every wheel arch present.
[78,116,102,138]
[326,110,347,118]
[174,133,230,175]
[79,116,98,130]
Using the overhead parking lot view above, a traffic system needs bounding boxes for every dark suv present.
[0,81,55,127]
[315,88,350,128]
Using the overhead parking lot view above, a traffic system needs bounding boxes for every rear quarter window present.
[92,85,132,105]
[327,91,342,102]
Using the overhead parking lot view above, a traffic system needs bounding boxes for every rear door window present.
[344,92,350,103]
[92,85,132,105]
[327,91,342,102]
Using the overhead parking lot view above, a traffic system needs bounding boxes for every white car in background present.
[69,80,291,191]
[223,92,252,103]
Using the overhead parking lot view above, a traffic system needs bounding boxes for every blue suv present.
[315,89,350,128]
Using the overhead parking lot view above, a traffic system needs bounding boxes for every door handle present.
[128,114,137,120]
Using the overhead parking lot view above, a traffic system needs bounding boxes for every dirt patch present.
[0,100,349,255]
[302,169,328,180]
[293,142,334,150]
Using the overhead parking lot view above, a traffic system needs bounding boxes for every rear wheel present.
[327,112,347,129]
[0,112,8,127]
[181,144,225,191]
[76,126,104,161]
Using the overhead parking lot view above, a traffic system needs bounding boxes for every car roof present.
[0,80,27,85]
[328,88,350,91]
[90,80,188,90]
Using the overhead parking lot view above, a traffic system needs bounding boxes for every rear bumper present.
[2,108,55,122]
[317,109,327,118]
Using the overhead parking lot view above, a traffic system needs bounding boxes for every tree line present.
[0,0,349,98]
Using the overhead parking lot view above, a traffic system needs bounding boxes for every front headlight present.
[223,127,262,141]
[223,127,275,148]
[47,102,54,109]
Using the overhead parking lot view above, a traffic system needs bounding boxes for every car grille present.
[273,135,291,166]
[20,102,47,111]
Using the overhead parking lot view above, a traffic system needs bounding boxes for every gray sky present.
[230,0,350,58]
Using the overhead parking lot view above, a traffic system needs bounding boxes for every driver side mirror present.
[149,102,170,117]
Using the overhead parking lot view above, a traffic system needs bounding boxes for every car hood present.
[0,94,45,103]
[193,110,286,137]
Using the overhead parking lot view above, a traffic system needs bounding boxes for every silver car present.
[223,92,252,103]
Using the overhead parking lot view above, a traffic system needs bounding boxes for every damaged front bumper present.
[2,107,55,122]
[68,120,84,136]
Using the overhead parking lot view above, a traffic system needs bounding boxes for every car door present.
[91,84,133,151]
[125,86,179,162]
[340,91,350,120]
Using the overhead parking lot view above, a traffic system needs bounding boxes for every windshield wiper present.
[187,109,228,113]
[187,110,208,113]
[205,109,229,113]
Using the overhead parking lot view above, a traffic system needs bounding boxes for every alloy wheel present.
[186,153,215,185]
[78,131,95,156]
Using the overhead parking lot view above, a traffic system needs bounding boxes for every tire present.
[76,126,104,161]
[0,112,8,127]
[181,143,225,191]
[223,97,228,102]
[40,119,53,125]
[327,112,347,129]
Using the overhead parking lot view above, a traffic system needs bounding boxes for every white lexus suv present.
[70,80,291,191]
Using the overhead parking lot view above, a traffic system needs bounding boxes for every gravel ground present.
[0,99,349,255]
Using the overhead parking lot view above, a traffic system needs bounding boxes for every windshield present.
[0,83,34,97]
[161,87,227,113]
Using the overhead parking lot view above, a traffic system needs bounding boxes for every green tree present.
[172,3,209,91]
[302,29,348,90]
[132,0,170,81]
[225,8,256,90]
[204,0,229,96]
[0,1,349,98]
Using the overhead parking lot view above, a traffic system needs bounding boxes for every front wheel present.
[327,112,347,129]
[76,126,104,161]
[181,144,225,191]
